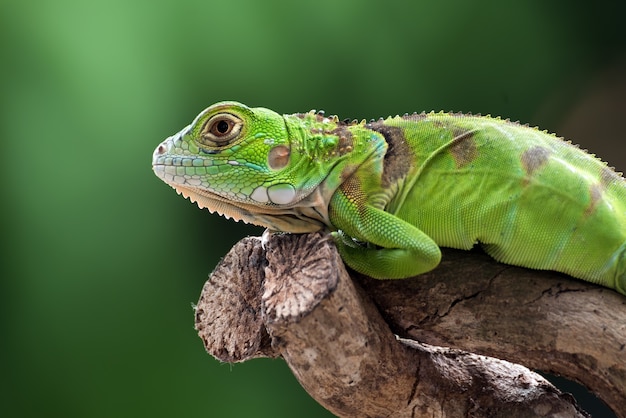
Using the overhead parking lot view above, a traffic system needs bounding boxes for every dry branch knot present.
[262,233,338,324]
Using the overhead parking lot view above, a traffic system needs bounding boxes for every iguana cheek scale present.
[152,101,626,296]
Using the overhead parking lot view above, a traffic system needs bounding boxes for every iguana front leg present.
[328,181,441,279]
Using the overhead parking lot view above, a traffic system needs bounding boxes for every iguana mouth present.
[151,161,245,221]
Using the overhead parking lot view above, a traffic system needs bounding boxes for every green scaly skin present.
[152,101,626,296]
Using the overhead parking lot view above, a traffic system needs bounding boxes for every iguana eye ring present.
[200,113,243,146]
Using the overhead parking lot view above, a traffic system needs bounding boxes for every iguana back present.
[369,113,626,291]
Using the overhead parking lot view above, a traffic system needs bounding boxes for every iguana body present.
[152,101,626,296]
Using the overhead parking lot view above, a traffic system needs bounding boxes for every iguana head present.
[152,101,378,232]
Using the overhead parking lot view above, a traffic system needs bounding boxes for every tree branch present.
[357,247,626,416]
[195,233,625,417]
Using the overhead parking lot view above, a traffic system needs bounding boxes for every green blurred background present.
[2,0,625,416]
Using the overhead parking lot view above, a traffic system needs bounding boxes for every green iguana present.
[152,101,626,296]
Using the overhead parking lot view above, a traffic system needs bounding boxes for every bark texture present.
[195,233,625,417]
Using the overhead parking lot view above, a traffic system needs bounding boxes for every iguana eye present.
[213,120,231,135]
[200,113,243,146]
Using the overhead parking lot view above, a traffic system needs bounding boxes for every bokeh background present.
[2,0,625,417]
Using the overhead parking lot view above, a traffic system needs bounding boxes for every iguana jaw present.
[166,182,326,233]
[171,183,252,222]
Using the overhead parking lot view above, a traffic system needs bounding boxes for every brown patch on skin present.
[268,145,291,170]
[521,146,551,177]
[583,165,622,217]
[338,174,369,217]
[366,122,413,187]
[314,112,326,122]
[339,163,360,185]
[331,125,354,155]
[308,124,354,156]
[600,165,622,187]
[584,183,604,217]
[448,130,478,168]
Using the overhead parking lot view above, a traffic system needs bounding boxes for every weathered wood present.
[195,237,277,362]
[192,233,624,417]
[357,248,626,416]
